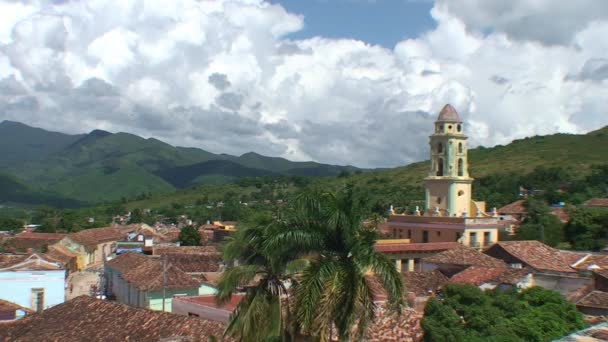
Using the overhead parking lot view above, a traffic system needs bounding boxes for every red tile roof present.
[436,104,461,123]
[585,198,608,208]
[106,253,201,291]
[44,245,80,265]
[0,296,232,341]
[576,291,608,309]
[486,267,533,285]
[68,227,125,247]
[0,299,33,314]
[363,305,423,342]
[449,266,508,286]
[178,294,244,312]
[424,244,505,268]
[14,232,66,240]
[8,233,67,251]
[165,253,222,273]
[570,254,608,271]
[487,241,579,274]
[497,200,527,215]
[154,245,220,255]
[375,242,460,254]
[402,271,448,296]
[0,253,63,271]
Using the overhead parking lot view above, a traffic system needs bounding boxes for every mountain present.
[123,126,608,211]
[0,121,84,167]
[0,121,363,204]
[0,172,83,208]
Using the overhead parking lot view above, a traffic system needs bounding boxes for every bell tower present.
[424,104,473,217]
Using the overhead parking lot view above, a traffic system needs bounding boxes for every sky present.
[0,0,607,168]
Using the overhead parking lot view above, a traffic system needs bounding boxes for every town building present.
[54,226,126,270]
[382,104,503,271]
[104,253,205,312]
[0,296,231,341]
[172,294,244,322]
[0,253,66,312]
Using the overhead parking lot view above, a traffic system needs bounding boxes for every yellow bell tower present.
[424,104,473,217]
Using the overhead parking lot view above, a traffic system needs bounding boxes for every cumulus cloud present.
[0,0,607,168]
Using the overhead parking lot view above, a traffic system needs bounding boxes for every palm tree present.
[217,213,304,342]
[267,185,404,341]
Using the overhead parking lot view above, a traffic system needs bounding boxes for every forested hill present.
[123,126,608,212]
[0,120,362,205]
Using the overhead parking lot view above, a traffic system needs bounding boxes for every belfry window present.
[457,124,462,132]
[437,158,444,176]
[458,158,464,176]
[458,142,463,153]
[437,142,443,153]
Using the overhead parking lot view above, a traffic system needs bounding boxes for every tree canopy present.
[421,284,586,342]
[178,225,201,246]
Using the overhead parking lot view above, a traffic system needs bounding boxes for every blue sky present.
[272,0,435,47]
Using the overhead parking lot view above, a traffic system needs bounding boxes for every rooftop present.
[497,200,527,215]
[363,305,423,342]
[0,296,232,341]
[436,104,461,123]
[176,294,244,312]
[486,241,579,274]
[576,291,608,309]
[585,198,608,208]
[375,242,460,254]
[449,266,510,286]
[424,244,505,268]
[0,253,63,271]
[402,270,448,296]
[68,227,125,247]
[0,299,33,314]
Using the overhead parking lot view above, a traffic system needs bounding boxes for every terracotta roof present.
[497,200,527,215]
[178,294,244,312]
[154,245,220,255]
[375,242,460,254]
[424,244,505,268]
[486,267,532,285]
[106,253,201,291]
[363,305,423,342]
[449,266,508,286]
[570,254,608,271]
[576,291,608,309]
[585,198,608,208]
[44,245,80,265]
[0,296,232,341]
[68,227,125,247]
[0,299,33,314]
[593,268,608,280]
[402,271,448,296]
[8,233,67,251]
[0,253,63,271]
[436,104,461,123]
[165,253,222,273]
[487,241,578,274]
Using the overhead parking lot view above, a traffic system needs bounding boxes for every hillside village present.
[1,105,608,341]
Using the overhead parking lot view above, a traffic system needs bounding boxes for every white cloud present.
[0,0,607,168]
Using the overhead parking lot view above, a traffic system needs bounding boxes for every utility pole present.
[162,254,167,312]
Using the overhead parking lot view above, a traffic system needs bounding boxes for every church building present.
[382,104,503,272]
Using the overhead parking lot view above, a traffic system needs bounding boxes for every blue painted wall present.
[0,270,66,310]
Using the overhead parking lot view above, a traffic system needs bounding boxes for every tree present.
[217,213,302,341]
[421,284,586,342]
[178,225,201,246]
[267,185,404,341]
[0,217,24,233]
[564,207,608,251]
[515,199,564,246]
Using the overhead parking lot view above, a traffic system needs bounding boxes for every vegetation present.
[178,225,202,246]
[564,207,608,251]
[515,199,564,247]
[217,186,404,341]
[421,284,586,342]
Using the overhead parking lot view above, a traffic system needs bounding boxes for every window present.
[436,197,442,204]
[458,190,465,196]
[469,232,478,247]
[458,158,464,176]
[436,231,441,237]
[437,158,444,176]
[457,124,462,132]
[423,231,429,243]
[456,232,462,242]
[458,142,463,153]
[437,142,443,153]
[448,125,452,130]
[32,288,44,312]
[407,230,412,239]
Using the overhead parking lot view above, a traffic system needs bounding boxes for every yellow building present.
[385,104,502,262]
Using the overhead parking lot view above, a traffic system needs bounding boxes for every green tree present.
[217,213,303,341]
[515,199,564,246]
[564,207,608,251]
[421,284,585,342]
[267,185,404,341]
[178,225,201,246]
[0,217,24,233]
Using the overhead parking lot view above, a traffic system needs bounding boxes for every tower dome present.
[436,104,461,123]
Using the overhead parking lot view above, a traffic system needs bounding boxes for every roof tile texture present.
[424,244,505,268]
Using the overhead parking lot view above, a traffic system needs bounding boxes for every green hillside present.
[123,127,608,211]
[0,121,84,167]
[0,121,364,204]
[0,173,83,207]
